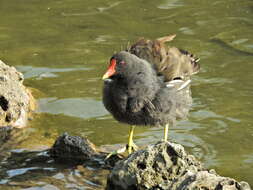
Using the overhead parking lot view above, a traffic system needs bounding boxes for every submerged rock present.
[50,132,99,162]
[49,133,122,168]
[106,141,251,190]
[0,60,35,129]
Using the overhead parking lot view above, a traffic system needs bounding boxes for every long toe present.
[132,142,139,151]
[105,146,127,160]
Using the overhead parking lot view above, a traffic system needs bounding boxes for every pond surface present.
[0,0,253,189]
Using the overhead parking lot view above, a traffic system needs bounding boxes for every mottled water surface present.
[0,0,253,189]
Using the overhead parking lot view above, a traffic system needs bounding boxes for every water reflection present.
[158,0,184,9]
[0,149,107,189]
[38,98,108,119]
[7,167,55,178]
[179,27,195,35]
[17,66,91,79]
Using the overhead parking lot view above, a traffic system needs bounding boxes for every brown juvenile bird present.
[129,34,200,81]
[102,35,200,156]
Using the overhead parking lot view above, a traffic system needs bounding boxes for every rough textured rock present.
[48,134,251,189]
[49,133,122,168]
[49,132,99,162]
[0,60,34,128]
[106,141,251,190]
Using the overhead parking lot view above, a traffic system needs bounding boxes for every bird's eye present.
[119,61,126,65]
[110,57,115,63]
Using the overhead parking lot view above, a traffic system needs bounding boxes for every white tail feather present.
[166,79,191,91]
[177,79,191,91]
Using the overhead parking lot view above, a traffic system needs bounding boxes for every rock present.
[49,133,123,167]
[106,141,251,190]
[48,134,251,189]
[49,132,99,162]
[0,60,35,129]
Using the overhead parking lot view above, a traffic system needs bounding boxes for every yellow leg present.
[105,125,138,160]
[128,125,135,154]
[164,124,169,141]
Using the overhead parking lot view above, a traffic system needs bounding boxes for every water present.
[0,0,252,188]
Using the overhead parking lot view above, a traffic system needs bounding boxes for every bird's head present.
[102,51,144,80]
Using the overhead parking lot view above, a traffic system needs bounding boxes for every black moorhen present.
[102,35,200,156]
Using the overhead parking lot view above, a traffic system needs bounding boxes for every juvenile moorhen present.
[102,35,200,156]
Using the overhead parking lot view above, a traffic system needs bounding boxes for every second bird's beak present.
[102,59,116,80]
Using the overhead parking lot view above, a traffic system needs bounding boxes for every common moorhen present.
[102,35,200,156]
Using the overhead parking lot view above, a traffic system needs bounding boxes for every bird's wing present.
[158,47,200,81]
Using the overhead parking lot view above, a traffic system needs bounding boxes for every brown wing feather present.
[129,34,200,82]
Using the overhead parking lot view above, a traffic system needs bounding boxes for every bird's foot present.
[105,146,127,160]
[127,141,138,154]
[105,142,139,160]
[162,138,169,142]
[161,135,169,142]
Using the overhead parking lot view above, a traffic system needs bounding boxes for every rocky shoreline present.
[0,60,251,190]
[50,133,251,190]
[0,60,35,131]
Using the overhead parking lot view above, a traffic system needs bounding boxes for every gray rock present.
[106,141,251,190]
[49,132,99,162]
[49,134,251,189]
[0,60,34,128]
[49,133,122,168]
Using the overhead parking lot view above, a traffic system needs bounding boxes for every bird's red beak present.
[102,58,116,80]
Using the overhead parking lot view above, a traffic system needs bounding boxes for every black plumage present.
[103,51,193,127]
[102,35,200,155]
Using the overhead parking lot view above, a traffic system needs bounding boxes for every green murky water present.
[0,0,253,189]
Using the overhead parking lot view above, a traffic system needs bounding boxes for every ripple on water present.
[0,149,107,189]
[179,27,195,35]
[22,184,60,190]
[211,28,253,55]
[16,66,91,79]
[61,1,122,17]
[37,98,108,119]
[243,154,253,165]
[129,119,218,168]
[7,167,55,178]
[157,0,184,9]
